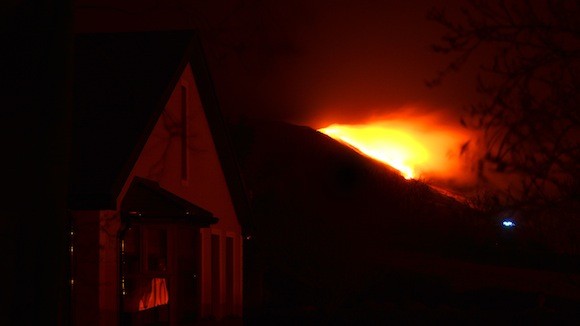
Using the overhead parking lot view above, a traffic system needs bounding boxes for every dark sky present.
[75,0,481,128]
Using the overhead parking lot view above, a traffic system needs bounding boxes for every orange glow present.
[318,114,474,182]
[139,277,169,311]
[319,125,427,179]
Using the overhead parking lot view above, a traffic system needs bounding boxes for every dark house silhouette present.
[69,30,250,326]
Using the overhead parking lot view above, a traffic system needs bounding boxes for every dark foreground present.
[204,297,580,325]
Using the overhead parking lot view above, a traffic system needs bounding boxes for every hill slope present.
[231,122,486,275]
[228,119,580,320]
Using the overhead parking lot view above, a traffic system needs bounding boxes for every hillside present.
[227,119,580,322]
[230,118,491,249]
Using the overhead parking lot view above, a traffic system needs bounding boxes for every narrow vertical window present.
[181,84,188,183]
[225,236,234,316]
[211,234,220,318]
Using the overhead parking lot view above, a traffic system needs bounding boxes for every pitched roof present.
[69,30,252,231]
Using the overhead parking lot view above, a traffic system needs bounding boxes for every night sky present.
[74,0,482,128]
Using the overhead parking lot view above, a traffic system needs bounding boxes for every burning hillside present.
[318,124,427,180]
[317,112,477,197]
[229,118,484,242]
[230,119,580,323]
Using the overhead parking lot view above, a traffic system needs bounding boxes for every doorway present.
[120,224,200,325]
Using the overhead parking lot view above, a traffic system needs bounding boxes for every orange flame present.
[319,124,427,179]
[317,114,474,183]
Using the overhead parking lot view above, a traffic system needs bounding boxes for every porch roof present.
[121,177,218,226]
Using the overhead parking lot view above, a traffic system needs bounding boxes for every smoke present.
[317,106,483,196]
[74,0,485,195]
[75,0,480,129]
[200,0,480,127]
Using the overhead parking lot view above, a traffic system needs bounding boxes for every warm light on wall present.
[121,239,126,296]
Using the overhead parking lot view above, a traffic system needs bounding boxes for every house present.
[69,30,250,326]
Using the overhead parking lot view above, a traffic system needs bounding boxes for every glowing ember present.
[318,117,473,182]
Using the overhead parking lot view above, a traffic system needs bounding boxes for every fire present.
[319,125,427,179]
[318,115,473,182]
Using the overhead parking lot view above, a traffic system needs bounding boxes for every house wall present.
[128,63,241,233]
[71,209,121,326]
[98,210,121,326]
[116,63,243,321]
[71,210,100,326]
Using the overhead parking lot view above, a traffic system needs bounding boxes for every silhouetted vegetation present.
[428,0,580,257]
[428,0,579,210]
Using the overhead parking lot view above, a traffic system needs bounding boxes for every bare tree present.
[428,0,580,211]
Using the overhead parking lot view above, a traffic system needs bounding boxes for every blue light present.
[502,219,516,228]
